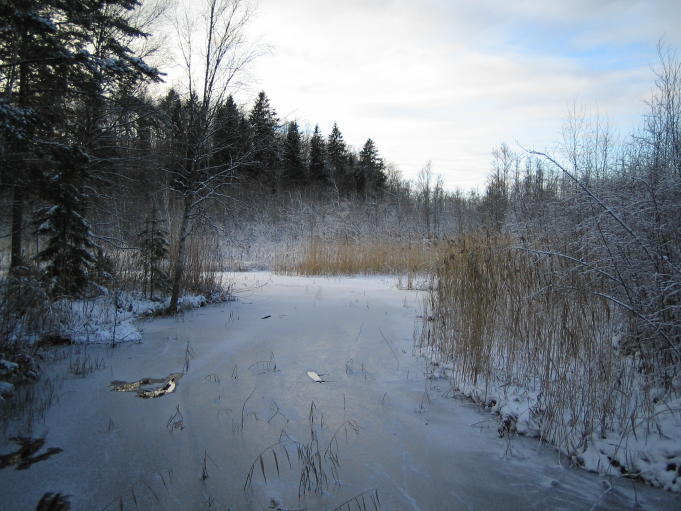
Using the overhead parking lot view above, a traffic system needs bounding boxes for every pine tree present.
[34,146,95,297]
[282,121,306,187]
[345,151,358,195]
[308,125,328,187]
[158,88,184,173]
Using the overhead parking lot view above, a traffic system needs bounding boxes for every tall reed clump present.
[0,273,54,353]
[277,237,444,276]
[181,233,226,297]
[420,234,656,456]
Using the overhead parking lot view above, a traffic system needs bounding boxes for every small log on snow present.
[137,377,176,399]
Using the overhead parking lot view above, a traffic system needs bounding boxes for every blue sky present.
[168,0,681,190]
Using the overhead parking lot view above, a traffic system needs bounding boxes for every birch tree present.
[167,0,255,312]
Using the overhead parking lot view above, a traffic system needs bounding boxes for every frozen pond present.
[1,273,679,510]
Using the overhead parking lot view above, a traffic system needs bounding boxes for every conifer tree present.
[1,0,76,271]
[34,147,95,297]
[282,120,305,187]
[213,95,244,170]
[157,88,184,173]
[308,125,328,186]
[357,138,386,197]
[248,90,279,182]
[327,122,348,191]
[0,0,160,279]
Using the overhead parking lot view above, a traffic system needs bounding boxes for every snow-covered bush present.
[0,273,54,349]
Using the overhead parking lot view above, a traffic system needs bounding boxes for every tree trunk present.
[10,185,24,271]
[168,197,192,313]
[10,54,28,272]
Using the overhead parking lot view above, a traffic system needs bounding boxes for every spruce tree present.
[357,138,387,198]
[158,89,184,175]
[248,91,279,184]
[308,125,328,187]
[213,95,244,170]
[327,122,348,191]
[0,0,74,270]
[0,0,160,281]
[34,146,95,297]
[282,121,306,187]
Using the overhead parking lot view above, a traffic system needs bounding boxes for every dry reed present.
[420,234,653,455]
[276,237,444,276]
[106,231,226,297]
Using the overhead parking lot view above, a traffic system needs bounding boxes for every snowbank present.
[50,291,215,344]
[435,363,681,492]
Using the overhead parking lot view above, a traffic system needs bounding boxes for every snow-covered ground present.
[1,273,679,510]
[52,290,214,344]
[435,372,681,494]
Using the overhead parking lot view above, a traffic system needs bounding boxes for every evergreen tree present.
[327,122,347,191]
[156,89,185,191]
[213,95,244,170]
[238,115,251,163]
[0,0,160,279]
[34,146,95,297]
[308,125,328,186]
[0,0,77,270]
[345,151,358,195]
[357,138,387,197]
[248,91,279,183]
[282,121,305,187]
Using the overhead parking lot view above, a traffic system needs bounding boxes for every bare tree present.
[167,0,256,312]
[416,162,433,238]
[480,143,515,230]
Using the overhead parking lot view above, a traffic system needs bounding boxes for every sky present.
[170,0,681,191]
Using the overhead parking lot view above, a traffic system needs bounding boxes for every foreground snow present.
[0,273,679,510]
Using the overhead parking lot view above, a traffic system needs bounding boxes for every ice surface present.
[0,273,679,510]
